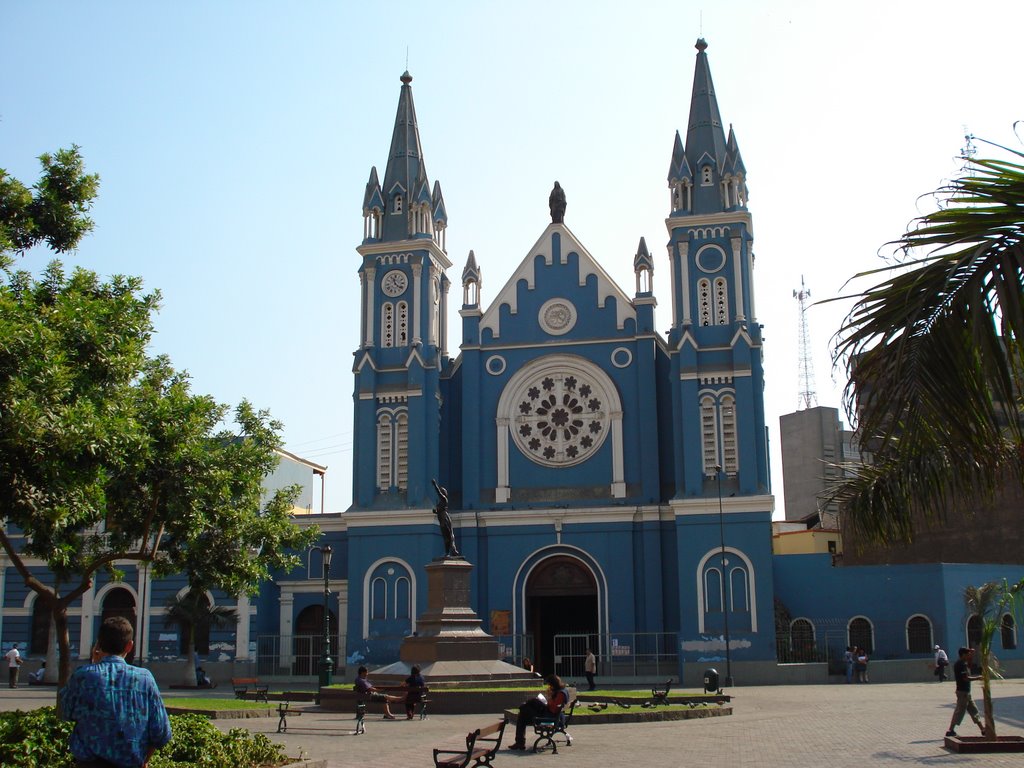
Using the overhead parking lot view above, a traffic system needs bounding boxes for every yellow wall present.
[772,529,842,556]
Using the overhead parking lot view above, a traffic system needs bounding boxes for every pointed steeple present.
[362,166,385,242]
[686,39,730,215]
[725,125,746,176]
[667,131,692,183]
[379,71,434,242]
[634,236,654,297]
[432,180,448,228]
[633,236,653,272]
[461,249,481,308]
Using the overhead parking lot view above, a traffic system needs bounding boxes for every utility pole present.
[793,276,817,410]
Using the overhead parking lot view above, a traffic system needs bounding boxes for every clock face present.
[381,269,408,297]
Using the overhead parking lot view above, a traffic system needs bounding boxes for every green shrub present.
[0,708,288,768]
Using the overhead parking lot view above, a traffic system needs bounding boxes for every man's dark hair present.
[97,616,134,655]
[958,646,971,657]
[358,666,368,676]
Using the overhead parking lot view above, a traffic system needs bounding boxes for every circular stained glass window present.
[509,365,610,467]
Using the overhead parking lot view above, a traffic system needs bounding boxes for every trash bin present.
[703,667,719,693]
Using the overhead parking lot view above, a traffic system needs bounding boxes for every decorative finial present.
[548,181,566,224]
[695,38,708,52]
[401,70,412,85]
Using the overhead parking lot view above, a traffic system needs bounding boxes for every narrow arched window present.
[701,165,712,185]
[704,567,723,612]
[698,278,712,326]
[1001,614,1016,650]
[849,617,874,654]
[393,195,403,214]
[381,302,394,348]
[906,615,932,653]
[967,615,983,648]
[371,577,388,620]
[396,301,409,346]
[714,277,729,325]
[720,395,737,475]
[701,396,718,474]
[395,577,411,619]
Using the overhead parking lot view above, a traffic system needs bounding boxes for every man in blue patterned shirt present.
[61,616,172,768]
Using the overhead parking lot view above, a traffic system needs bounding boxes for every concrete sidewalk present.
[6,680,1024,767]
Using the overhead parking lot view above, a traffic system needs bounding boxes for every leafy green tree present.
[831,141,1024,543]
[0,146,99,267]
[163,589,237,686]
[0,264,318,689]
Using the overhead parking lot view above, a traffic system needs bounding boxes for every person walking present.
[934,644,949,682]
[584,648,597,691]
[5,643,23,688]
[946,646,987,738]
[61,617,172,768]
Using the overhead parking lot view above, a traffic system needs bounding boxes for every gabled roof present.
[478,222,636,339]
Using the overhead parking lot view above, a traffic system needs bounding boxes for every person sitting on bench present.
[354,666,402,720]
[509,674,568,751]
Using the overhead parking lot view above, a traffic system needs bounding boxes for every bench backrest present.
[469,720,506,752]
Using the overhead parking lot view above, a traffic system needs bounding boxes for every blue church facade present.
[337,40,776,677]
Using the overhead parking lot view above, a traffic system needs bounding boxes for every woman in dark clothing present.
[403,665,426,719]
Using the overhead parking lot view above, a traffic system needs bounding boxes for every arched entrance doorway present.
[101,587,137,663]
[525,556,598,677]
[293,605,338,676]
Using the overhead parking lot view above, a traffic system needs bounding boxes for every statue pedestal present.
[372,557,537,684]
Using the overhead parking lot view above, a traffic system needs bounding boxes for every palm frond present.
[830,142,1024,542]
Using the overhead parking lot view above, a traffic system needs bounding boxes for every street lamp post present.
[715,465,734,687]
[319,545,334,697]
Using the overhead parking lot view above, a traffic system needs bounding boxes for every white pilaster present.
[279,592,294,669]
[235,594,251,661]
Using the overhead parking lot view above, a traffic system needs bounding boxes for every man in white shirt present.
[5,643,24,688]
[935,644,950,682]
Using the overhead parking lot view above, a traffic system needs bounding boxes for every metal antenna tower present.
[793,275,817,410]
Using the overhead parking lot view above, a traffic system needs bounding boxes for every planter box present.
[945,735,1024,753]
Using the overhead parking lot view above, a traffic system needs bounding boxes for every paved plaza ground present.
[5,679,1024,767]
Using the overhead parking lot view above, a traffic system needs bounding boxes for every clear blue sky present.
[3,1,1020,516]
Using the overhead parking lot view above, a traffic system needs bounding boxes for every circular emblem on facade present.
[610,347,633,369]
[695,244,727,274]
[510,365,610,467]
[538,298,577,336]
[381,269,408,297]
[486,355,507,376]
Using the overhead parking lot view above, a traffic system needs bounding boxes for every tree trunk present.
[53,605,73,714]
[181,627,197,687]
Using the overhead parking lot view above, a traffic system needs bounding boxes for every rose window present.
[510,368,609,466]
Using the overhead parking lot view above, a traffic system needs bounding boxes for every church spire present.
[685,39,731,215]
[378,71,436,242]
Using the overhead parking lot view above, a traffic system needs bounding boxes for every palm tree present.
[963,579,1024,738]
[164,589,237,686]
[830,139,1024,543]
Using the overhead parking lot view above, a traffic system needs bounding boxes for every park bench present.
[276,702,303,733]
[433,720,507,768]
[532,688,577,754]
[231,676,269,703]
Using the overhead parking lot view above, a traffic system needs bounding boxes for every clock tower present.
[352,71,451,509]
